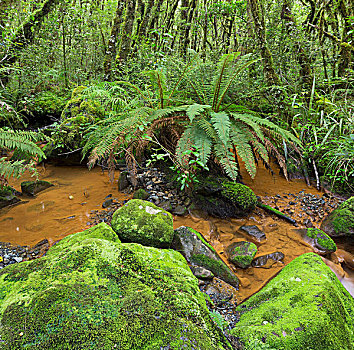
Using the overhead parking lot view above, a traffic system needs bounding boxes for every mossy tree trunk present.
[247,0,280,86]
[0,0,60,85]
[103,0,126,81]
[117,0,137,64]
[281,0,314,87]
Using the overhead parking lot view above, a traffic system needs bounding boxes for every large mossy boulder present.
[230,253,354,349]
[111,199,174,248]
[21,180,53,196]
[0,186,20,209]
[320,196,354,237]
[0,224,230,350]
[193,177,257,218]
[172,226,239,289]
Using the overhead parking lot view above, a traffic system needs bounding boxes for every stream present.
[1,162,353,302]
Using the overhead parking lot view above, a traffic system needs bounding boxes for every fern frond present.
[211,112,230,147]
[230,124,256,178]
[186,104,211,122]
[213,142,239,180]
[0,129,45,158]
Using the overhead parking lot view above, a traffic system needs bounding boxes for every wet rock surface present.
[251,252,285,268]
[172,226,239,288]
[239,225,266,242]
[0,239,49,269]
[228,241,257,268]
[20,180,53,196]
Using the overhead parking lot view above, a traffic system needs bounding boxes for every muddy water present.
[0,162,353,302]
[1,165,129,246]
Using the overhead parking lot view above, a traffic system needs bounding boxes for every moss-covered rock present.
[321,196,354,237]
[220,181,257,213]
[193,177,257,218]
[0,186,21,209]
[306,228,337,253]
[111,199,174,248]
[26,91,68,118]
[0,224,230,349]
[228,241,257,268]
[21,180,53,196]
[172,226,239,289]
[133,188,149,200]
[45,86,105,155]
[230,253,354,349]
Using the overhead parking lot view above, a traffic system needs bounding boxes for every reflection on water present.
[1,165,129,246]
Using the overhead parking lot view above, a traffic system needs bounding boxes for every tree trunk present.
[247,0,280,86]
[103,0,126,81]
[281,0,313,87]
[117,0,137,64]
[0,0,60,85]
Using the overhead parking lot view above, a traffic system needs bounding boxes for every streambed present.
[1,162,353,302]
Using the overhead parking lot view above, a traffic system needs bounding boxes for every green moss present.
[111,199,175,248]
[230,253,354,349]
[0,186,13,199]
[306,228,336,252]
[133,189,149,200]
[71,85,87,98]
[0,230,231,349]
[48,223,120,256]
[187,227,216,252]
[28,91,67,116]
[221,181,257,211]
[229,242,257,268]
[321,197,354,237]
[191,254,239,289]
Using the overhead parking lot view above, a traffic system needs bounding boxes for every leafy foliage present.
[0,128,46,185]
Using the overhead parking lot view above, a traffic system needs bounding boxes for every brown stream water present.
[1,163,353,302]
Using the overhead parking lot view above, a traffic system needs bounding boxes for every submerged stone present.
[111,199,174,248]
[172,226,239,289]
[231,253,354,349]
[0,224,230,349]
[321,196,354,237]
[228,241,257,268]
[239,225,266,242]
[251,252,284,268]
[20,180,53,196]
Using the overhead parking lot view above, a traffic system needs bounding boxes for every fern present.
[0,128,45,184]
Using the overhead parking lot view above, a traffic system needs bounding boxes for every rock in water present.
[231,253,354,349]
[228,241,257,268]
[239,225,266,242]
[172,226,239,289]
[251,252,284,268]
[193,177,257,218]
[21,180,53,196]
[117,171,130,191]
[321,196,354,237]
[0,186,20,209]
[132,188,149,200]
[0,224,230,349]
[306,228,337,254]
[111,199,174,248]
